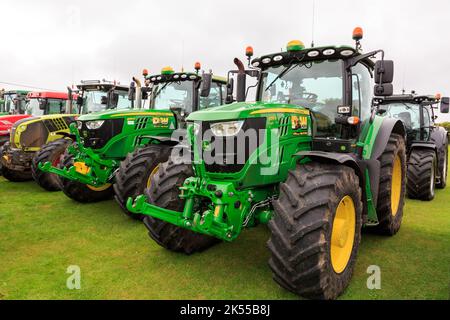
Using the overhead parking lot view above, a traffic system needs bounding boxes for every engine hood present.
[78,108,174,121]
[186,101,310,122]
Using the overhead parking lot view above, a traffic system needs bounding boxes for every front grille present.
[134,117,150,130]
[278,116,290,136]
[80,119,124,149]
[44,118,66,131]
[200,118,266,174]
[19,122,48,148]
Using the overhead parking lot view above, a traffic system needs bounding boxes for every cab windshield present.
[26,98,66,116]
[380,102,426,140]
[260,60,344,137]
[79,89,130,114]
[151,81,194,113]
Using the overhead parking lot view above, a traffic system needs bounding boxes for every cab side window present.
[351,63,373,121]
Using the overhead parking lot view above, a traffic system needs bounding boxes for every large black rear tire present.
[269,163,363,300]
[373,133,406,235]
[114,144,172,220]
[143,155,219,254]
[31,139,71,191]
[406,148,436,201]
[59,152,113,203]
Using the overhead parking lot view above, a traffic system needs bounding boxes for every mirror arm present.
[347,49,384,69]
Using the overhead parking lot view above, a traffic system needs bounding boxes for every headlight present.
[77,120,83,130]
[85,120,105,130]
[210,120,244,137]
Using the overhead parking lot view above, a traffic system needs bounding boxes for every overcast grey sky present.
[1,0,449,120]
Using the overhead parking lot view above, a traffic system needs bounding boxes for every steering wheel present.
[302,92,318,103]
[169,99,185,108]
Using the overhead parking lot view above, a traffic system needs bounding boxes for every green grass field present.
[0,167,449,300]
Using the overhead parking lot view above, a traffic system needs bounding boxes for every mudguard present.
[430,126,448,150]
[370,117,406,161]
[295,151,370,219]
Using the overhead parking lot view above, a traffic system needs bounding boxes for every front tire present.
[114,144,172,220]
[31,139,71,191]
[58,152,113,203]
[436,136,448,189]
[143,155,219,254]
[373,133,406,235]
[406,148,436,201]
[269,163,363,300]
[1,166,32,182]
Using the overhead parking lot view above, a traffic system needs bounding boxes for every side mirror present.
[200,73,212,98]
[374,83,393,96]
[128,82,136,101]
[76,96,84,106]
[108,92,119,107]
[39,99,47,110]
[375,60,394,84]
[141,86,150,100]
[225,78,234,104]
[374,60,394,96]
[440,97,449,113]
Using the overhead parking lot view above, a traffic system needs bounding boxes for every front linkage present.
[128,176,274,242]
[39,123,118,188]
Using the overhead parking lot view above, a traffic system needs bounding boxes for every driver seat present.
[397,112,412,130]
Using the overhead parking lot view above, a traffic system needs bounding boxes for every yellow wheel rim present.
[390,155,402,216]
[331,195,356,274]
[146,164,160,189]
[87,183,112,192]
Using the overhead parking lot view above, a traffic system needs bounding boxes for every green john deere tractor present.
[38,65,227,217]
[31,81,132,191]
[127,30,408,299]
[377,93,449,200]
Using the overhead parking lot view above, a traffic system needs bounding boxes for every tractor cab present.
[143,65,226,128]
[75,80,130,114]
[25,91,72,116]
[376,93,449,146]
[0,90,30,115]
[248,40,392,151]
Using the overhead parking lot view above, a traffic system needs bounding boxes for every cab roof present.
[146,72,227,85]
[251,45,375,70]
[27,91,69,100]
[76,80,129,92]
[377,94,440,105]
[3,90,31,95]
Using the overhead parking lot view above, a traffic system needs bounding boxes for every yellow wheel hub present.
[146,165,160,189]
[87,183,112,192]
[331,195,356,274]
[390,155,402,216]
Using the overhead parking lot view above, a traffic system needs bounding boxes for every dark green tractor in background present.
[0,90,30,115]
[128,29,408,299]
[377,93,449,200]
[39,65,227,219]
